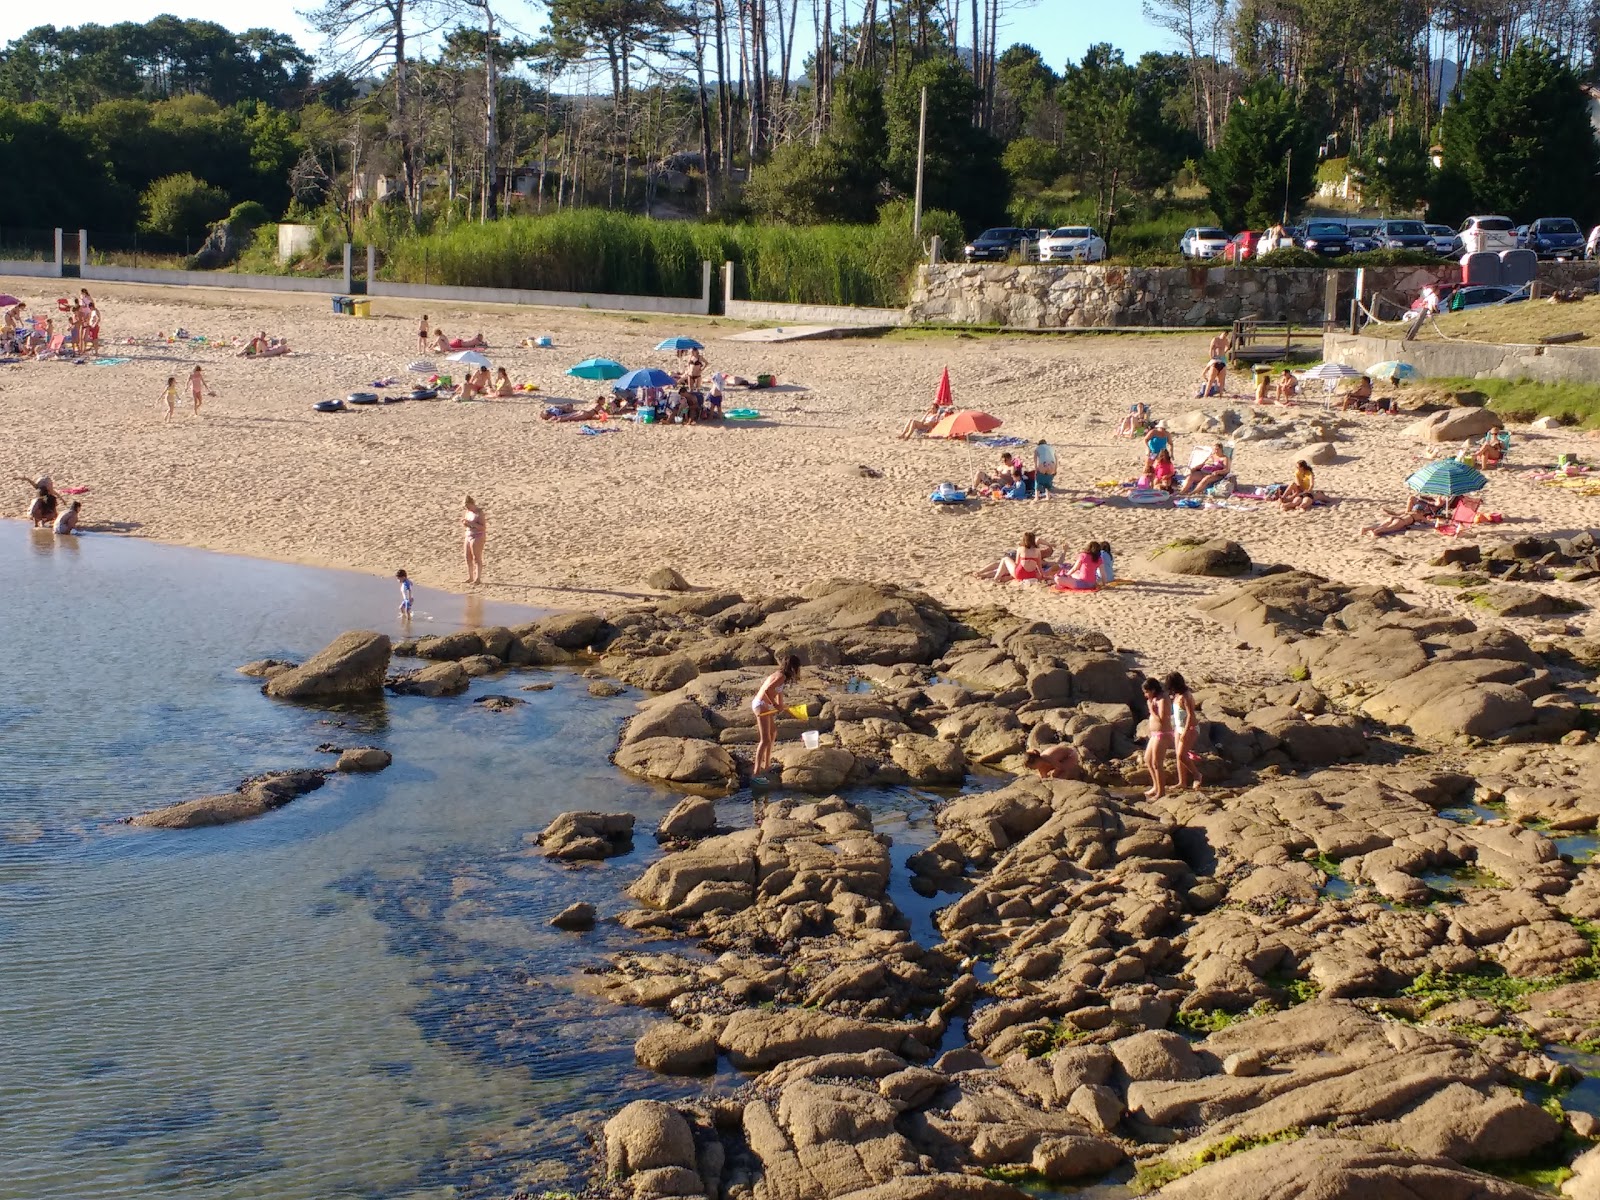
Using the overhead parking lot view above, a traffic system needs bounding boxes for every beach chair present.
[1437,496,1481,536]
[41,333,65,358]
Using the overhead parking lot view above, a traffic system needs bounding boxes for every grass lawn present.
[1410,293,1600,345]
[1426,376,1600,428]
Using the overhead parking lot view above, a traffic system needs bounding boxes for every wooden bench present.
[1228,319,1323,365]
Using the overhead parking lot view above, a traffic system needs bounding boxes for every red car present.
[1225,231,1261,263]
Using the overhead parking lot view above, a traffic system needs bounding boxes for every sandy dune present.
[4,276,1597,685]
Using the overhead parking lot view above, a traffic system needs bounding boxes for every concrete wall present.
[724,299,907,326]
[1324,331,1600,384]
[907,262,1600,329]
[277,224,316,263]
[0,260,63,279]
[368,278,710,315]
[80,265,347,293]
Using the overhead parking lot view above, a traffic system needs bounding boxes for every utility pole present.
[913,85,928,236]
[1282,147,1292,225]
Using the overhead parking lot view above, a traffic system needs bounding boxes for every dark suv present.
[1376,219,1435,251]
[1526,218,1586,260]
[963,227,1038,263]
[1294,220,1352,256]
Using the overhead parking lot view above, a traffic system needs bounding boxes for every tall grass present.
[1431,377,1600,429]
[378,205,963,309]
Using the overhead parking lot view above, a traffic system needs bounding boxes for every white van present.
[1457,216,1518,255]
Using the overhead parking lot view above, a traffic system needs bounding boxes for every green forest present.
[3,1,1599,300]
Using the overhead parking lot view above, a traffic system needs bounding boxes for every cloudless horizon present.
[0,2,1167,80]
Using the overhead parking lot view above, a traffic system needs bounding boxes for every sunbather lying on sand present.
[899,401,949,439]
[542,399,608,423]
[1361,494,1442,536]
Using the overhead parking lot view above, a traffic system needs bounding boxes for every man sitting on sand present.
[1276,369,1299,404]
[430,329,452,355]
[973,452,1019,492]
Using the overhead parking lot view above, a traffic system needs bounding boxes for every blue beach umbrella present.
[613,367,678,390]
[1406,460,1488,498]
[567,357,627,381]
[655,336,704,351]
[1367,360,1420,381]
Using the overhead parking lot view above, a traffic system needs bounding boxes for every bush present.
[1249,247,1325,268]
[227,200,272,231]
[1341,248,1446,267]
[141,173,229,238]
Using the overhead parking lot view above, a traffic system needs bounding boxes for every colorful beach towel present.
[91,357,131,366]
[579,424,618,436]
[969,435,1028,448]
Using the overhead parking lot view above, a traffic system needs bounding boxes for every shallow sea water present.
[0,522,977,1199]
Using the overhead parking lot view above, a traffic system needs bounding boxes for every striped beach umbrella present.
[1406,460,1488,498]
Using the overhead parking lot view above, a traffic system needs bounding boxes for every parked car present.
[1446,283,1528,313]
[1225,231,1261,262]
[1457,215,1519,255]
[1038,226,1107,263]
[1514,225,1530,249]
[1425,224,1459,256]
[1294,219,1353,256]
[1376,218,1436,252]
[1179,227,1231,259]
[963,227,1038,263]
[1344,221,1381,253]
[1526,217,1586,260]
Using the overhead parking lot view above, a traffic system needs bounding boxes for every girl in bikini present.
[461,495,486,584]
[1166,672,1200,790]
[994,531,1045,582]
[751,655,801,782]
[1143,677,1170,799]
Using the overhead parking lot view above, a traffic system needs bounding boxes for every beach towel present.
[969,435,1028,448]
[579,424,618,436]
[91,357,131,367]
[930,482,967,504]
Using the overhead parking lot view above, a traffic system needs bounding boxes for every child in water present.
[396,569,414,618]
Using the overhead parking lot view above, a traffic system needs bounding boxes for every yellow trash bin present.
[350,298,371,317]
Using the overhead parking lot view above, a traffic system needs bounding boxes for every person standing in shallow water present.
[750,655,801,783]
[461,496,486,585]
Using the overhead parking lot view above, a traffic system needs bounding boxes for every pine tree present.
[1200,79,1319,229]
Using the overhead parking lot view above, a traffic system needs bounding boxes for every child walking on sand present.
[397,569,414,618]
[189,366,214,413]
[162,376,178,422]
[418,315,430,352]
[1143,677,1170,799]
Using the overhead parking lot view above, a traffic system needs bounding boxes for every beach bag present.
[1206,478,1235,499]
[930,482,966,504]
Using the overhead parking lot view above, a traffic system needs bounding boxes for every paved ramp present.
[724,324,894,342]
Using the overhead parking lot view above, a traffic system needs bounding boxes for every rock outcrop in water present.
[130,769,328,829]
[262,630,391,700]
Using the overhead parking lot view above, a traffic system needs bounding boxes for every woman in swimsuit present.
[1143,677,1170,799]
[1166,672,1200,790]
[751,654,801,781]
[493,368,515,398]
[28,484,57,527]
[1055,542,1102,590]
[995,531,1045,582]
[461,495,486,584]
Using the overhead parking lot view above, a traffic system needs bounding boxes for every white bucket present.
[801,730,821,750]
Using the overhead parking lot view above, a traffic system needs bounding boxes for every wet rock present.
[1467,584,1586,618]
[630,830,759,909]
[506,634,572,667]
[526,610,607,649]
[603,1099,697,1177]
[130,769,327,829]
[521,681,556,692]
[890,734,966,785]
[238,658,294,678]
[550,901,596,931]
[615,737,738,793]
[718,1008,928,1069]
[387,661,469,697]
[658,795,717,840]
[415,630,485,661]
[458,654,502,677]
[589,680,626,698]
[335,746,391,773]
[760,582,953,665]
[263,630,391,700]
[537,811,635,860]
[635,1022,717,1075]
[472,694,524,712]
[1151,539,1252,577]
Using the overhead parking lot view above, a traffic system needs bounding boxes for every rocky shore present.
[129,571,1600,1198]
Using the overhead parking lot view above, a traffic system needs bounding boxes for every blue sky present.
[0,2,1166,77]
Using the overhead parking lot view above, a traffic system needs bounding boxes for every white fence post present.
[342,244,353,293]
[78,230,88,269]
[367,245,376,286]
[700,260,713,314]
[724,261,735,306]
[53,229,63,275]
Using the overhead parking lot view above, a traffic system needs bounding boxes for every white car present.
[1180,227,1230,259]
[1038,226,1107,263]
[1457,215,1519,255]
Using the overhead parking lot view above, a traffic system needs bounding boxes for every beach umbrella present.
[935,366,953,408]
[613,367,677,391]
[1406,460,1488,499]
[407,360,437,374]
[1301,362,1363,381]
[567,357,627,381]
[1367,360,1420,382]
[0,294,21,307]
[656,337,703,351]
[929,409,1003,439]
[447,349,492,368]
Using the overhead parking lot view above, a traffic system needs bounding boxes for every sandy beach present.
[4,275,1597,684]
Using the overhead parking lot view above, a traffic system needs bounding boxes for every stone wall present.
[1324,330,1600,384]
[906,262,1600,329]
